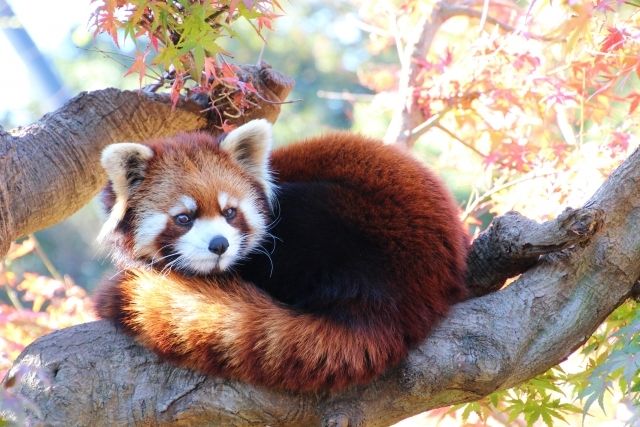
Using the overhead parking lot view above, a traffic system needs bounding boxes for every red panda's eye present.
[223,207,236,220]
[174,214,193,226]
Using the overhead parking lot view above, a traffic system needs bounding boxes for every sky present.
[0,0,93,126]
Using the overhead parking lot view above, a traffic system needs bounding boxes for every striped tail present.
[95,269,407,392]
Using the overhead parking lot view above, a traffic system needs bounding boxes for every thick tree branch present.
[5,143,640,426]
[0,64,294,258]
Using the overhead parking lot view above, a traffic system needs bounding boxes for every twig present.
[29,235,63,282]
[435,123,488,158]
[79,47,163,80]
[1,260,23,310]
[388,11,406,70]
[401,112,444,142]
[316,90,375,102]
[440,4,560,42]
[462,172,557,221]
[256,41,266,66]
[4,286,23,311]
[352,19,391,37]
[478,0,491,34]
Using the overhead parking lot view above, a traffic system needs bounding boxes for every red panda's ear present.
[100,143,154,201]
[220,119,274,200]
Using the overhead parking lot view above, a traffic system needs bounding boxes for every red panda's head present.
[98,119,274,275]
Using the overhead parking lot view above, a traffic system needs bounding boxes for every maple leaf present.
[221,63,239,80]
[256,15,274,31]
[204,57,218,82]
[628,93,640,114]
[228,0,241,18]
[170,74,184,109]
[600,27,627,52]
[594,0,616,13]
[221,120,236,133]
[483,151,501,168]
[608,131,630,157]
[91,0,121,47]
[149,34,159,51]
[123,50,149,86]
[243,81,257,94]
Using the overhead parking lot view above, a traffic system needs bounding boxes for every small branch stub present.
[465,207,605,297]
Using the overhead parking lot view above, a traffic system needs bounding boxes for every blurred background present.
[0,0,386,288]
[1,0,639,425]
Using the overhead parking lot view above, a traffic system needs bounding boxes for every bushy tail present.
[95,269,406,392]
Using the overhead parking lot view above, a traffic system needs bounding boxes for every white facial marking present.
[134,212,168,256]
[239,198,266,248]
[218,192,229,211]
[175,217,242,273]
[182,195,197,212]
[169,195,198,216]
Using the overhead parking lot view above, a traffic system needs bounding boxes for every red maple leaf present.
[600,27,627,52]
[228,0,241,18]
[204,57,218,82]
[170,74,184,109]
[221,63,239,80]
[628,93,640,114]
[594,0,616,13]
[221,120,236,133]
[483,151,501,168]
[608,131,630,157]
[123,50,149,86]
[256,15,274,31]
[91,0,120,46]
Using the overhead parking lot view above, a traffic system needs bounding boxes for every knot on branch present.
[466,207,604,297]
[201,62,295,131]
[321,402,364,427]
[323,413,352,427]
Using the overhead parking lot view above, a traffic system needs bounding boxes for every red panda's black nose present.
[208,236,229,255]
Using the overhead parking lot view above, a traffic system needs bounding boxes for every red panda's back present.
[242,132,468,348]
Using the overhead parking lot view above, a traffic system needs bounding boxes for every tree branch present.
[384,3,446,146]
[465,207,604,297]
[0,64,294,258]
[5,143,640,426]
[383,1,555,147]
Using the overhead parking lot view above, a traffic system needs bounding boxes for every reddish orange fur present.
[95,131,468,392]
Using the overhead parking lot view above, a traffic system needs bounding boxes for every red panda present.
[94,119,468,392]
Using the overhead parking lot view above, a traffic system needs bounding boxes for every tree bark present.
[5,141,640,425]
[0,64,294,258]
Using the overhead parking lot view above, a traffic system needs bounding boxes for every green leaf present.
[192,45,205,81]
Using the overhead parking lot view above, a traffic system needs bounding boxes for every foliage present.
[2,0,640,425]
[91,0,282,129]
[0,238,94,424]
[346,0,640,425]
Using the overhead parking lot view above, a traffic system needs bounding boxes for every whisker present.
[161,256,182,276]
[252,244,275,277]
[149,244,176,266]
